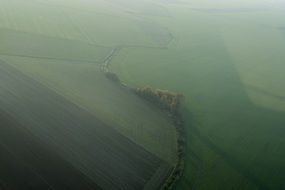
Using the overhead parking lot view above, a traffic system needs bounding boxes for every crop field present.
[0,61,174,189]
[1,55,177,164]
[1,0,285,189]
[0,109,102,190]
[0,0,179,189]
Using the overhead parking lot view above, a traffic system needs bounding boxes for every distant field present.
[0,29,111,63]
[0,0,159,46]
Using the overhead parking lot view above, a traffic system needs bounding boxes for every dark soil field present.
[0,61,172,190]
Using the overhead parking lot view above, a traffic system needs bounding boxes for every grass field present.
[110,0,285,189]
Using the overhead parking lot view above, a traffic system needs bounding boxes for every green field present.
[110,0,285,189]
[1,0,285,189]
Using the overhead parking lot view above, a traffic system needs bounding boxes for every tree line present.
[134,86,183,116]
[103,72,187,189]
[104,71,120,83]
[134,86,186,190]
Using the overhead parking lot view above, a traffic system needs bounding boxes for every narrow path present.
[0,53,100,64]
[245,83,285,102]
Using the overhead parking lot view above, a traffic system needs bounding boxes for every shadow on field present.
[245,84,285,102]
[184,108,269,190]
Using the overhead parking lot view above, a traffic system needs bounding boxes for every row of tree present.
[134,86,186,189]
[104,71,120,83]
[134,86,184,115]
[161,111,186,190]
[102,75,187,189]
